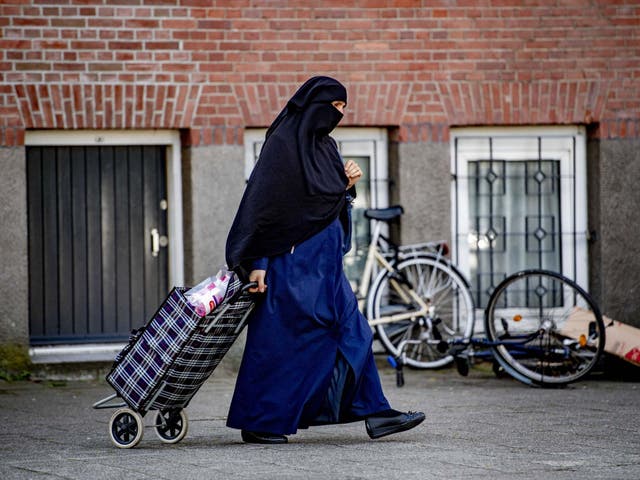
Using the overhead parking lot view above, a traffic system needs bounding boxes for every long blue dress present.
[226,217,390,435]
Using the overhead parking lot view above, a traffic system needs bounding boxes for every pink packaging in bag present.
[185,268,231,317]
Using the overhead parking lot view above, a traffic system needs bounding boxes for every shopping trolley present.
[93,274,256,448]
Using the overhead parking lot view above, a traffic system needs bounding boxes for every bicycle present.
[355,205,475,369]
[390,269,606,387]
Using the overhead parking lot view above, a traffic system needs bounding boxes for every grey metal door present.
[27,145,169,344]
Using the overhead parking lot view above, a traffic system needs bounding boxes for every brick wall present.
[1,0,638,146]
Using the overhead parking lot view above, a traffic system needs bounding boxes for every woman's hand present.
[345,160,362,189]
[248,269,267,293]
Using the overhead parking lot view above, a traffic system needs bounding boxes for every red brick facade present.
[1,0,639,146]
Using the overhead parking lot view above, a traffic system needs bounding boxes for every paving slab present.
[1,365,639,480]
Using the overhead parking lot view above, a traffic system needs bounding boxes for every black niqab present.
[225,76,350,278]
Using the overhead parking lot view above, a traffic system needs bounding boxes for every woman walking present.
[225,76,425,444]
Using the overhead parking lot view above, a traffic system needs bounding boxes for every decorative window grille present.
[451,127,588,310]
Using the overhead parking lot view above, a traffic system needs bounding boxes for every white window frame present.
[244,127,388,209]
[451,126,588,290]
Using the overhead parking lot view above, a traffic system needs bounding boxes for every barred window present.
[451,127,589,311]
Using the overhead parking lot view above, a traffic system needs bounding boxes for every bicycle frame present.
[449,333,570,360]
[356,219,393,306]
[389,330,582,387]
[355,220,430,327]
[384,268,604,386]
[356,217,448,324]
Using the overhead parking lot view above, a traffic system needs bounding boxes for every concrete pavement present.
[1,364,639,479]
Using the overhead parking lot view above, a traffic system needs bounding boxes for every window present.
[243,128,388,290]
[451,127,588,309]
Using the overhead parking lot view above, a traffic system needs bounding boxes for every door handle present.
[151,228,160,257]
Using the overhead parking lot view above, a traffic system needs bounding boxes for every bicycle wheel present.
[485,269,605,387]
[368,256,475,369]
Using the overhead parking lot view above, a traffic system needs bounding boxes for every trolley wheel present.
[154,409,188,444]
[109,408,144,449]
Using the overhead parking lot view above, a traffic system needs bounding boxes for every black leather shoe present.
[241,430,288,444]
[365,411,425,439]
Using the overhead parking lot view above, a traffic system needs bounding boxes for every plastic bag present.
[185,268,232,317]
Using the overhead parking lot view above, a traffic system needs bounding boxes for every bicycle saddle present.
[363,205,404,221]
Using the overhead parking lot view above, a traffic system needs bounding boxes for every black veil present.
[225,76,350,278]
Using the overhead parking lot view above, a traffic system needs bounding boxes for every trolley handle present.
[227,281,259,304]
[204,281,259,335]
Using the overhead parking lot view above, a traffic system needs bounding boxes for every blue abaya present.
[226,217,390,435]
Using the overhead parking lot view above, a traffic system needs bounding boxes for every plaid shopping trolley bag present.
[93,272,256,448]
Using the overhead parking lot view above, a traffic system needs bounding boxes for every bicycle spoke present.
[485,270,604,386]
[369,256,474,369]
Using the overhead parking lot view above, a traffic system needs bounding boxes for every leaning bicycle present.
[391,269,605,387]
[357,206,475,369]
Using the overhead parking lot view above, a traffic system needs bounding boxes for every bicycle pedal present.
[432,329,443,341]
[454,354,470,377]
[387,355,398,369]
[436,340,449,353]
